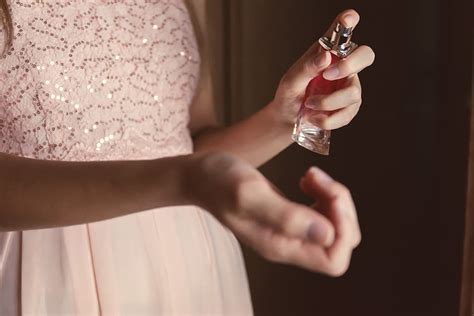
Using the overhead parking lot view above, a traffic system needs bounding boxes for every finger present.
[285,49,332,93]
[256,197,336,247]
[322,45,376,81]
[268,180,287,198]
[274,236,333,274]
[281,10,362,93]
[304,76,361,111]
[249,184,335,246]
[302,167,358,227]
[302,167,361,248]
[232,215,332,272]
[324,211,354,276]
[324,9,360,38]
[260,222,352,277]
[303,173,358,275]
[308,103,360,130]
[229,176,336,247]
[232,197,353,276]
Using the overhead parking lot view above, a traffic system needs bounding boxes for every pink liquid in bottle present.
[292,22,357,155]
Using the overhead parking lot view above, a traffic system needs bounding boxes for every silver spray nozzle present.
[319,22,358,58]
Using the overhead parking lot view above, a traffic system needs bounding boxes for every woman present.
[0,0,375,314]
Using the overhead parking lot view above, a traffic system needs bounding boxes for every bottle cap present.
[319,22,358,58]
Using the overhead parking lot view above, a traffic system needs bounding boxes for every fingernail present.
[307,222,327,245]
[342,13,356,27]
[323,66,339,80]
[304,96,318,109]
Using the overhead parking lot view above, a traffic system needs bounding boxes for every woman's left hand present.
[268,9,375,130]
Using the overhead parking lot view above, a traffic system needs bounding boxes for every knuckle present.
[278,209,299,234]
[341,117,352,128]
[278,75,292,91]
[324,252,352,277]
[260,244,278,261]
[333,195,348,215]
[351,105,361,120]
[316,116,331,130]
[364,46,376,64]
[229,181,247,212]
[279,211,293,229]
[278,74,299,97]
[318,96,331,110]
[330,182,351,198]
[336,113,353,129]
[353,231,362,247]
[305,53,322,73]
[325,261,350,277]
[263,236,290,263]
[338,183,351,197]
[338,60,353,75]
[346,111,357,125]
[304,60,315,74]
[230,177,258,211]
[349,85,361,101]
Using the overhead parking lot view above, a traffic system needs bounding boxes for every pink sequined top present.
[0,0,200,161]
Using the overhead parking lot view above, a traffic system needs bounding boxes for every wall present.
[221,0,472,315]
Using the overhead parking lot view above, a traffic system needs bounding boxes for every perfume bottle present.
[292,22,358,155]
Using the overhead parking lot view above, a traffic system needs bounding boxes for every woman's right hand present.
[186,152,361,276]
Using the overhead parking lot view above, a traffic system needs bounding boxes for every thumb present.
[252,190,336,247]
[286,48,332,93]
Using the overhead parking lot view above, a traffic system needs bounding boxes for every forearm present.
[193,103,293,167]
[0,153,192,231]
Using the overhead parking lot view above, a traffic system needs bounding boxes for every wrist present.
[176,152,217,209]
[263,100,295,133]
[147,155,195,208]
[179,152,239,214]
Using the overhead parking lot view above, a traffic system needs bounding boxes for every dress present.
[0,1,253,315]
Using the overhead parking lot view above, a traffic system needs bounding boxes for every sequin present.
[0,1,200,161]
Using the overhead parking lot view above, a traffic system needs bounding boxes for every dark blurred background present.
[208,0,472,315]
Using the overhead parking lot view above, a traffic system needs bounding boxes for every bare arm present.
[193,104,293,167]
[0,153,193,231]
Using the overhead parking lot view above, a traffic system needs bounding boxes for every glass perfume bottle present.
[292,22,358,155]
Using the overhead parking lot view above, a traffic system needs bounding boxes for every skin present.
[190,7,375,166]
[0,6,374,276]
